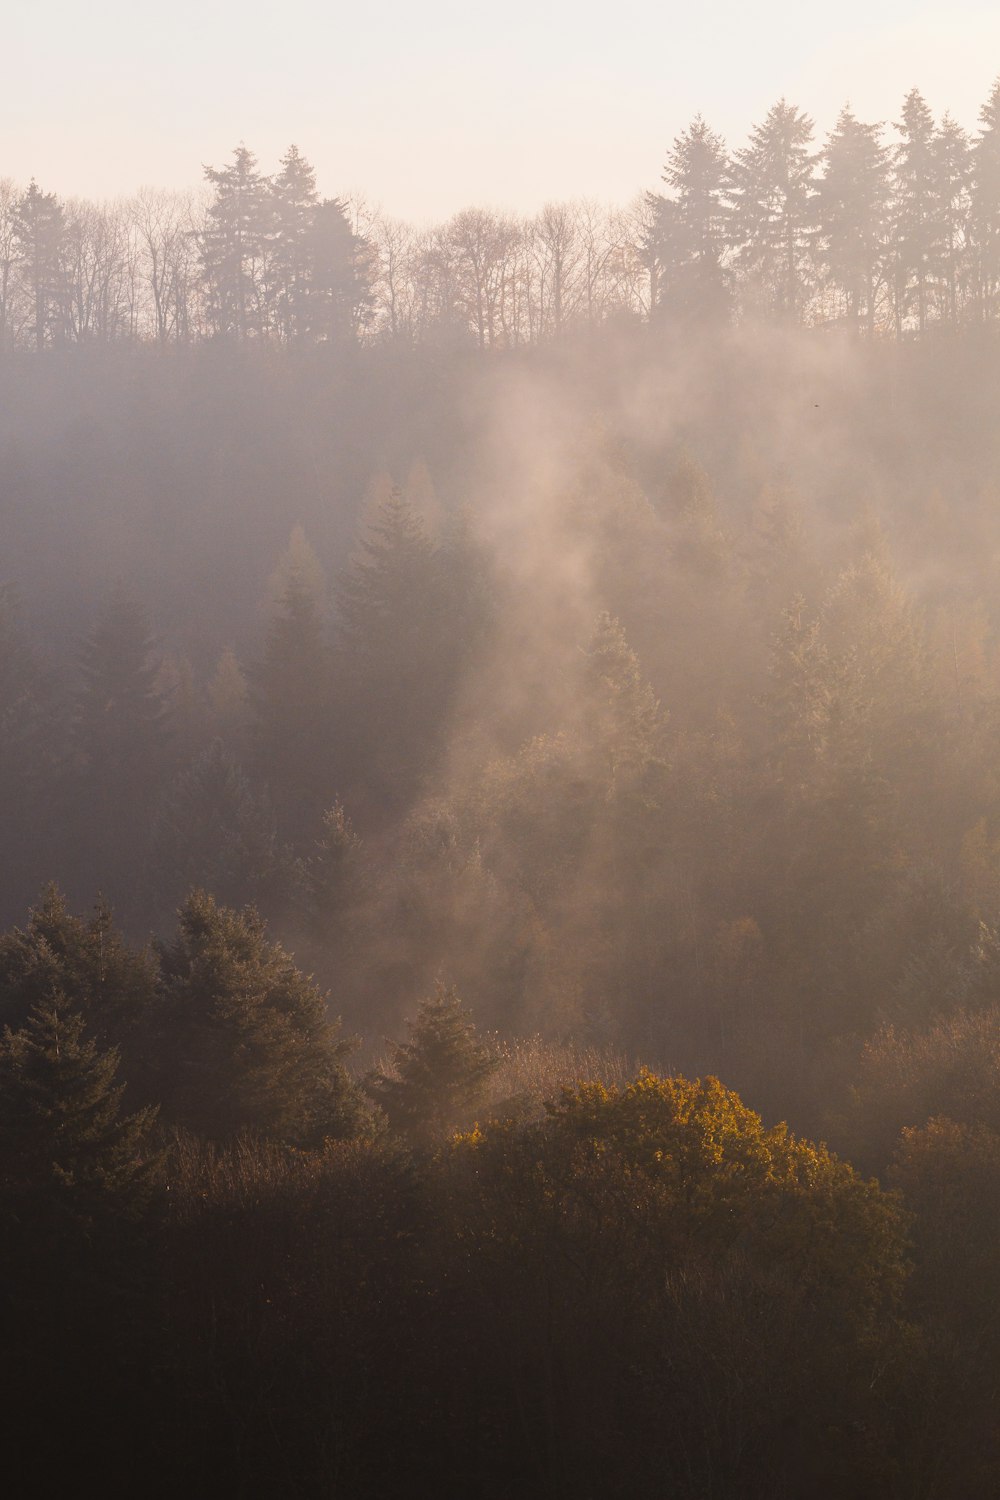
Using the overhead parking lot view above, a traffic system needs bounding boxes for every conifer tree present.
[891,89,939,333]
[75,581,165,792]
[970,78,1000,323]
[727,99,816,322]
[0,582,54,909]
[651,116,731,322]
[251,528,333,837]
[302,800,368,942]
[152,741,286,917]
[815,107,890,332]
[206,646,251,744]
[0,885,158,1093]
[154,890,366,1143]
[13,180,66,350]
[584,611,662,792]
[0,992,158,1239]
[305,196,373,344]
[933,112,972,325]
[271,144,319,342]
[766,595,832,788]
[366,984,498,1142]
[335,487,450,806]
[201,143,271,339]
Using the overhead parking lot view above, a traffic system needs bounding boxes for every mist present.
[6,81,1000,1496]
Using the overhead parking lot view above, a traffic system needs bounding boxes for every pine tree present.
[651,116,731,323]
[584,611,662,792]
[305,196,373,344]
[206,646,251,743]
[0,992,158,1238]
[366,984,498,1142]
[335,487,450,806]
[0,884,158,1085]
[152,741,286,917]
[271,144,319,342]
[815,107,890,333]
[766,595,833,787]
[0,582,54,908]
[302,800,368,941]
[891,89,939,333]
[970,78,1000,323]
[251,528,333,837]
[933,112,972,325]
[201,143,272,339]
[154,890,366,1143]
[727,99,816,322]
[13,180,66,350]
[75,581,165,791]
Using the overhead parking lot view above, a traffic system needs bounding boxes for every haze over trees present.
[8,76,1000,1497]
[3,80,1000,349]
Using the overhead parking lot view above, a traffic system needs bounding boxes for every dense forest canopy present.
[9,75,1000,1500]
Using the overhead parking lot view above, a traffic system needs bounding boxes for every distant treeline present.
[6,80,1000,348]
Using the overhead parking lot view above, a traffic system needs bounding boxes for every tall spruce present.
[892,89,939,333]
[727,99,816,322]
[970,78,1000,323]
[201,144,271,339]
[933,112,972,325]
[154,890,366,1143]
[651,116,731,323]
[0,992,158,1240]
[335,487,450,808]
[251,527,333,839]
[13,180,66,350]
[815,107,890,332]
[366,984,498,1142]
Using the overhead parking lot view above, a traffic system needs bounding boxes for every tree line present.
[7,80,1000,349]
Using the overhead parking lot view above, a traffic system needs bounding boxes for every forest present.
[6,80,1000,1498]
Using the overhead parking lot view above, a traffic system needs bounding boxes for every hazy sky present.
[6,0,1000,218]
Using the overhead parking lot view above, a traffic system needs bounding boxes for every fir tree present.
[201,143,271,339]
[75,581,165,794]
[366,984,499,1142]
[302,800,369,943]
[271,144,319,342]
[727,98,816,322]
[0,992,158,1239]
[206,646,251,744]
[651,116,731,323]
[305,196,373,344]
[0,883,156,1051]
[933,112,972,325]
[155,890,366,1144]
[13,180,66,350]
[815,107,890,332]
[584,611,662,792]
[152,741,287,917]
[891,89,939,333]
[335,487,450,807]
[970,78,1000,323]
[0,582,54,907]
[251,527,333,837]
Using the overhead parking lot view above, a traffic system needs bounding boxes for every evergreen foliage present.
[75,581,165,791]
[366,984,499,1142]
[155,890,366,1144]
[727,98,816,321]
[0,992,158,1236]
[0,883,156,1046]
[152,741,286,916]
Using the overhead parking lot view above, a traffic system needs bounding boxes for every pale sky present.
[5,0,1000,220]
